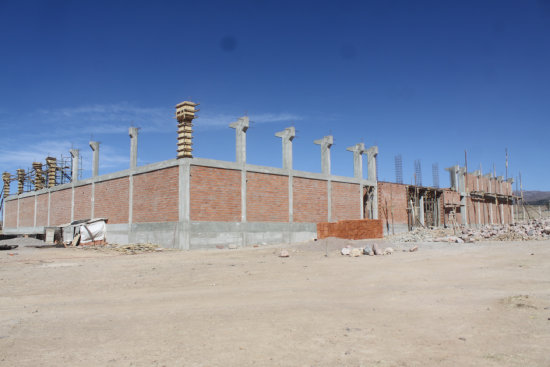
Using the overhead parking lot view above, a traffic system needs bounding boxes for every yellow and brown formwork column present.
[175,101,198,158]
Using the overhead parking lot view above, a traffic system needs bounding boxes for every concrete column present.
[179,160,191,250]
[485,174,493,224]
[419,193,425,226]
[275,127,295,170]
[314,135,333,175]
[229,116,249,164]
[89,141,100,177]
[474,170,481,226]
[366,146,378,181]
[129,127,139,169]
[70,149,79,182]
[445,165,459,191]
[346,143,365,179]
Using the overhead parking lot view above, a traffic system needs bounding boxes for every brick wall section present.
[293,177,328,223]
[377,182,409,225]
[95,177,129,224]
[331,182,360,221]
[133,167,179,223]
[18,196,35,227]
[190,166,241,222]
[74,185,92,221]
[4,200,17,228]
[50,189,72,226]
[317,219,383,239]
[36,194,48,226]
[247,172,288,222]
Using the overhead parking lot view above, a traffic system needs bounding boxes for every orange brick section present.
[74,185,92,221]
[317,219,383,240]
[247,172,288,222]
[190,166,241,222]
[4,200,17,228]
[18,196,35,227]
[331,182,360,221]
[133,167,179,223]
[377,182,409,225]
[95,177,129,224]
[36,194,48,226]
[293,177,328,223]
[50,189,72,225]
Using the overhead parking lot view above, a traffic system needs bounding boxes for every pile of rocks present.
[388,219,550,243]
[81,243,163,255]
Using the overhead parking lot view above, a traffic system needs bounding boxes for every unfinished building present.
[377,167,515,235]
[1,101,379,249]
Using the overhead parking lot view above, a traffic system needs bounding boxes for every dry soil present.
[1,237,549,366]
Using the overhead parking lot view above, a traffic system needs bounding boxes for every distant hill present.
[515,191,550,205]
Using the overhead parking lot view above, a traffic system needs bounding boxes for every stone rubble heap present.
[387,219,550,243]
[81,243,163,255]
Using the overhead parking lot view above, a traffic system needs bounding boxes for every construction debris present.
[387,219,550,243]
[80,243,163,255]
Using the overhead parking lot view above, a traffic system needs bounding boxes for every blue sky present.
[0,0,549,195]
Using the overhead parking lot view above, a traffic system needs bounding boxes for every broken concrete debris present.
[387,219,550,243]
[341,244,399,257]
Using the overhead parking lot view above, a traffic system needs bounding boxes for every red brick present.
[95,178,129,224]
[190,166,241,222]
[331,182,360,221]
[247,172,288,222]
[74,185,92,220]
[133,167,179,223]
[293,177,327,223]
[50,189,72,225]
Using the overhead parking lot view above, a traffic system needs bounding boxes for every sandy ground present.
[1,237,550,367]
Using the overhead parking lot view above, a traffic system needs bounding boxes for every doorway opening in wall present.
[363,186,375,219]
[407,187,441,230]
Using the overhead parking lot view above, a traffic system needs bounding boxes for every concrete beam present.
[366,146,378,181]
[314,135,333,175]
[346,143,365,179]
[129,127,139,169]
[70,149,79,182]
[89,141,100,177]
[275,127,295,170]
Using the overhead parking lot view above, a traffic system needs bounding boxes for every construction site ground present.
[1,237,550,367]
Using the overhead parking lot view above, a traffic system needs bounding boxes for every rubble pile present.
[81,243,163,254]
[388,219,550,243]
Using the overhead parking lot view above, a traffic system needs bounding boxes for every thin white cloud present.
[196,112,303,128]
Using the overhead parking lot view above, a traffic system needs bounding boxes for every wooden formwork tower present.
[16,169,25,194]
[33,162,45,190]
[175,101,198,158]
[2,172,10,196]
[46,157,57,188]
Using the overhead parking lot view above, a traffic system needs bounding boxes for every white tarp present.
[80,220,106,243]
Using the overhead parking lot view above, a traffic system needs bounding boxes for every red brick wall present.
[466,174,477,192]
[247,172,288,222]
[3,200,17,228]
[74,185,92,221]
[377,182,409,225]
[133,167,179,223]
[36,194,48,226]
[18,196,35,227]
[293,177,328,223]
[317,219,383,239]
[95,178,129,224]
[190,166,241,222]
[50,189,72,226]
[331,182,360,221]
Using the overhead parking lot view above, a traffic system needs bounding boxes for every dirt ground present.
[1,237,549,367]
